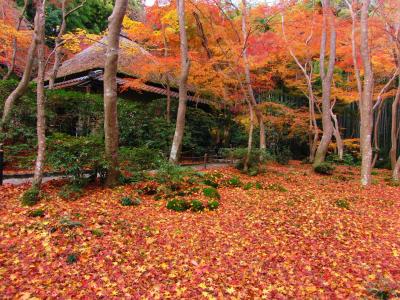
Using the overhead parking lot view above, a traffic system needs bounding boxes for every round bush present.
[207,200,220,210]
[166,199,190,212]
[314,162,335,175]
[120,197,141,206]
[21,186,40,206]
[203,187,221,199]
[190,199,205,212]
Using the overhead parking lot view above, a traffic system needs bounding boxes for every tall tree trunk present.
[393,156,400,181]
[313,0,336,166]
[331,107,344,159]
[49,0,86,89]
[31,0,46,189]
[169,0,190,164]
[103,0,128,186]
[1,8,40,127]
[3,0,28,80]
[372,101,384,168]
[241,0,266,151]
[391,80,400,169]
[359,0,374,186]
[244,100,254,172]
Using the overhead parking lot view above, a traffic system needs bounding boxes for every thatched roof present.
[48,35,213,105]
[50,35,153,80]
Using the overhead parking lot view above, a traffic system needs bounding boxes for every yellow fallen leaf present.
[198,282,207,289]
[393,249,399,257]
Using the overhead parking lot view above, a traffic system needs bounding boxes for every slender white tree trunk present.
[169,0,190,164]
[394,157,400,181]
[241,0,266,151]
[359,0,374,186]
[313,0,337,166]
[32,0,47,189]
[244,100,254,172]
[103,0,128,186]
[390,76,400,169]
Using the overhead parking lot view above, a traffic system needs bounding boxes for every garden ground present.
[0,162,399,298]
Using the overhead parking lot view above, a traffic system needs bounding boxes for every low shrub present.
[166,199,191,212]
[28,209,45,217]
[190,199,205,212]
[203,179,219,188]
[207,200,220,210]
[243,182,253,190]
[155,162,200,190]
[275,146,292,165]
[327,153,356,166]
[255,182,263,189]
[267,183,287,192]
[203,187,221,199]
[221,148,272,176]
[66,253,79,264]
[119,146,163,172]
[47,133,107,185]
[387,180,400,187]
[59,217,83,232]
[314,162,335,175]
[58,184,83,201]
[21,186,40,206]
[335,199,350,210]
[227,176,242,187]
[120,197,141,206]
[91,229,104,237]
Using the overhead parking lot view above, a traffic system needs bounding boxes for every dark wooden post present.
[0,143,4,185]
[204,153,208,169]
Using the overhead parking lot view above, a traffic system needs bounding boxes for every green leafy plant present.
[335,199,350,210]
[190,199,205,212]
[66,253,79,264]
[166,199,190,212]
[119,146,163,172]
[120,197,140,206]
[314,162,335,175]
[58,184,83,201]
[203,179,219,188]
[221,148,272,176]
[255,182,263,189]
[21,186,40,206]
[227,176,242,187]
[47,133,107,185]
[155,162,199,189]
[91,229,104,237]
[243,182,253,190]
[59,217,83,230]
[207,200,220,210]
[28,209,45,217]
[267,183,287,192]
[203,187,221,199]
[327,153,357,166]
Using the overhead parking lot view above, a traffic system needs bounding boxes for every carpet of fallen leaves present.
[1,162,400,299]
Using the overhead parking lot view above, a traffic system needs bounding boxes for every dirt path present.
[2,163,232,185]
